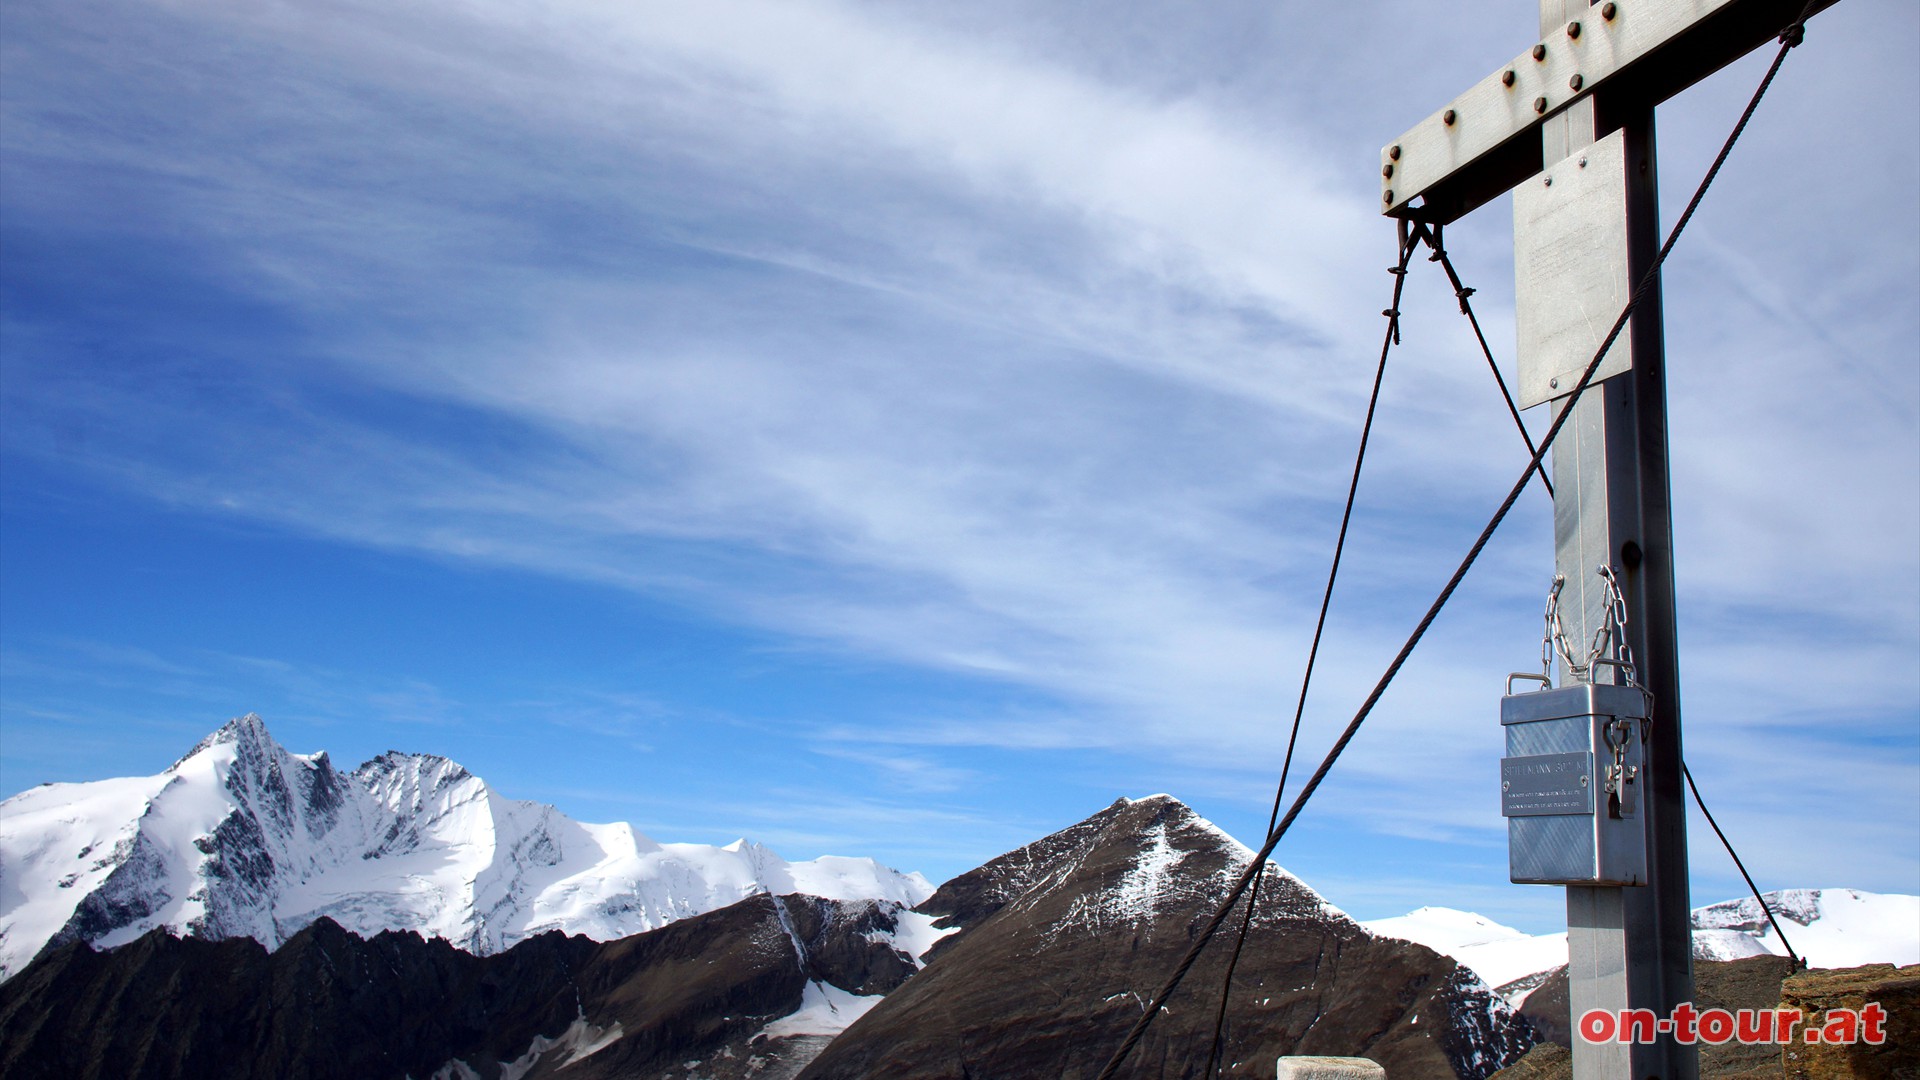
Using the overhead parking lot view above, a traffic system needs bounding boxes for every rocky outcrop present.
[1780,963,1919,1079]
[781,895,920,995]
[1515,964,1571,1049]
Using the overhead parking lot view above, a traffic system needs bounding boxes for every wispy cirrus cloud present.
[1,0,1913,908]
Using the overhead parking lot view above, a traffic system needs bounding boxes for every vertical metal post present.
[1537,1,1696,1077]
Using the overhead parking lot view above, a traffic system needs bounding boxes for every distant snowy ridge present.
[1365,888,1920,1000]
[1361,908,1569,994]
[1692,888,1920,969]
[0,714,930,982]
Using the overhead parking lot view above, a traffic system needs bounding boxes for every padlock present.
[1499,673,1647,886]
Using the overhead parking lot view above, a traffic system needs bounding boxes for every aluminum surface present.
[1501,680,1649,726]
[1537,19,1694,1064]
[1515,133,1634,409]
[1501,695,1647,885]
[1380,0,1842,223]
[1511,813,1604,882]
[1569,886,1633,1077]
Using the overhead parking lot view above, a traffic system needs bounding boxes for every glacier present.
[0,714,930,982]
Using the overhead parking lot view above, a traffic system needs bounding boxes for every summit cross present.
[1380,2,1841,1076]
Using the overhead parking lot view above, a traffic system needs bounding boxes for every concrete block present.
[1274,1056,1386,1080]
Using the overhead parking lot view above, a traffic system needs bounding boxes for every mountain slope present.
[0,892,942,1080]
[799,795,1532,1079]
[0,715,928,980]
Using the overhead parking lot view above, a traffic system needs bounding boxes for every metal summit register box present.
[1500,680,1648,886]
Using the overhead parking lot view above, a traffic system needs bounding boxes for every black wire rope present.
[1094,9,1815,1075]
[1198,225,1423,1080]
[1202,213,1555,1078]
[1683,761,1804,967]
[1422,228,1554,500]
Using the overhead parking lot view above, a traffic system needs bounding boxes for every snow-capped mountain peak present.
[172,710,271,762]
[0,715,930,982]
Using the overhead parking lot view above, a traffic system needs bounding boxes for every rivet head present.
[1443,108,1457,126]
[1502,69,1516,87]
[1602,2,1618,19]
[1382,163,1393,178]
[1383,189,1394,205]
[1551,377,1561,388]
[1568,20,1581,39]
[1570,73,1584,90]
[1389,144,1401,161]
[1533,43,1547,61]
[1534,96,1549,114]
[1543,175,1553,187]
[1578,156,1588,167]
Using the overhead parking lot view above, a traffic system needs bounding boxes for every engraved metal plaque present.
[1501,751,1594,817]
[1514,130,1632,409]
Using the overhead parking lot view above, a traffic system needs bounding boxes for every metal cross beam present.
[1381,0,1837,224]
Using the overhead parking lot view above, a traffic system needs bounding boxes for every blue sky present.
[2,0,1914,934]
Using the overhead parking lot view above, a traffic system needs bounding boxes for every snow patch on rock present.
[761,981,882,1038]
[873,908,957,967]
[1110,820,1190,922]
[1691,927,1774,961]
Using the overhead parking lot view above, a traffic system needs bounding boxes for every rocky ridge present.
[0,892,930,1080]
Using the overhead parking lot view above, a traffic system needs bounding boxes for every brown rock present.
[1518,967,1570,1048]
[1489,1041,1571,1079]
[1697,955,1801,1079]
[1779,964,1919,1080]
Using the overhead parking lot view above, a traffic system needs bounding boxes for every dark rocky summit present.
[801,795,1532,1079]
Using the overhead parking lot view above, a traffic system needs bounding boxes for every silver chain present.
[1541,565,1637,687]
